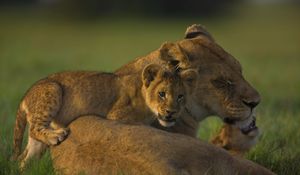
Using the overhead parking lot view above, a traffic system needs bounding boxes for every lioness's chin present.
[236,117,258,135]
[158,119,175,127]
[235,117,253,129]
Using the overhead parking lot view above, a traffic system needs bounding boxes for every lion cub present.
[12,55,197,168]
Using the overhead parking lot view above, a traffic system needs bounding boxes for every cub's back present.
[23,71,120,125]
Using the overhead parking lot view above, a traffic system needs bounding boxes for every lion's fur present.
[49,25,269,174]
[211,124,260,156]
[13,24,267,172]
[12,58,197,167]
[51,116,274,175]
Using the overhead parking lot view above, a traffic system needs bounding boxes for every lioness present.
[115,24,261,155]
[12,46,198,168]
[51,116,274,175]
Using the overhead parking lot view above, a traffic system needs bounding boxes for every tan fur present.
[51,116,274,175]
[12,46,198,168]
[115,24,262,155]
[211,124,259,156]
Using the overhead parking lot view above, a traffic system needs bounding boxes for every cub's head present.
[161,24,261,134]
[142,64,197,127]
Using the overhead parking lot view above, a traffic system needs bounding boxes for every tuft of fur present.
[11,106,27,161]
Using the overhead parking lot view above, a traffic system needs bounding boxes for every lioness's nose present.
[242,100,259,109]
[242,93,260,109]
[242,83,261,109]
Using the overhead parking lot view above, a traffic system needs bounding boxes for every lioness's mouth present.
[240,118,257,135]
[224,116,258,135]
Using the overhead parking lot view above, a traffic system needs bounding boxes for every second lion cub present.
[12,46,198,168]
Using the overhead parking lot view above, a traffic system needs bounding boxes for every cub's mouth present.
[224,117,258,135]
[158,115,176,127]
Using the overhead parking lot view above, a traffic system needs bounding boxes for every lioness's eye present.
[158,92,166,98]
[177,94,184,102]
[211,77,234,89]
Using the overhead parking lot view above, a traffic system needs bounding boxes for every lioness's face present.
[176,37,260,133]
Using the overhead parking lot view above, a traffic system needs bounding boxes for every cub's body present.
[25,71,152,125]
[13,61,196,169]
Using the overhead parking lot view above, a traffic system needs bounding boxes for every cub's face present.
[142,64,197,127]
[145,73,186,127]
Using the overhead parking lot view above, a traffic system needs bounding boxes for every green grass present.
[1,3,300,175]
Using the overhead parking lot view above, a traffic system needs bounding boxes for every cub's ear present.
[159,42,191,70]
[180,69,198,93]
[184,24,214,42]
[142,64,161,88]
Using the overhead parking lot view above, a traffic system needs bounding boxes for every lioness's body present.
[13,62,196,168]
[51,116,274,175]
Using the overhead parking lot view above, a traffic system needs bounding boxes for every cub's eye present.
[177,94,184,102]
[169,60,179,66]
[158,92,166,98]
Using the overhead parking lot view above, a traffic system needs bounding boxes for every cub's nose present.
[166,110,176,116]
[165,115,172,120]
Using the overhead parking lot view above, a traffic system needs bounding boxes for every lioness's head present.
[162,24,261,133]
[142,64,197,127]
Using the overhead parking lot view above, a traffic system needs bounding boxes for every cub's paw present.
[46,128,69,145]
[211,124,260,156]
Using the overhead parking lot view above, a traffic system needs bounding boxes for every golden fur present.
[115,24,262,155]
[211,124,260,156]
[12,45,198,168]
[51,116,274,175]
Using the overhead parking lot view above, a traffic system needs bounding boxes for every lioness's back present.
[51,116,274,175]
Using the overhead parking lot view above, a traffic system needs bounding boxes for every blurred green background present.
[0,0,300,174]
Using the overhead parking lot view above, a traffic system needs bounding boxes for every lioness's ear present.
[180,69,198,93]
[142,64,160,88]
[159,42,191,70]
[184,24,214,41]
